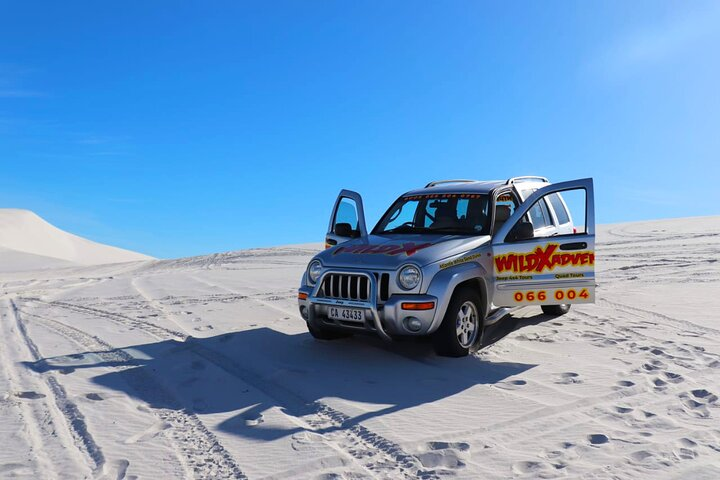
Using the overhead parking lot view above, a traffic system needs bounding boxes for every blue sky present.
[1,1,718,258]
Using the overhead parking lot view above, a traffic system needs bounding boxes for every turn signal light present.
[401,301,435,311]
[298,292,308,300]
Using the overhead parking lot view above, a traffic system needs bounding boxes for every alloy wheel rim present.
[455,301,479,348]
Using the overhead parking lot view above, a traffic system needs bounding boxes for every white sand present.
[0,216,718,479]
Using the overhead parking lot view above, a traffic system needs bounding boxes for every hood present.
[314,234,491,270]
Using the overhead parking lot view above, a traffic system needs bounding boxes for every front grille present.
[320,272,390,302]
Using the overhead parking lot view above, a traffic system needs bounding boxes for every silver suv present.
[298,176,595,357]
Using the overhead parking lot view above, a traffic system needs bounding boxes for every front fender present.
[426,262,488,333]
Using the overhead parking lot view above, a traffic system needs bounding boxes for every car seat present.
[493,205,512,235]
[431,202,460,230]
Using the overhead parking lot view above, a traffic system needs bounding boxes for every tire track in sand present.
[15,302,247,480]
[7,299,104,475]
[31,293,439,479]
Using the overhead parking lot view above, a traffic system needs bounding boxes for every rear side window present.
[528,199,552,229]
[548,193,570,224]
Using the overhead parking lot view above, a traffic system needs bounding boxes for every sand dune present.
[0,216,718,479]
[0,209,153,272]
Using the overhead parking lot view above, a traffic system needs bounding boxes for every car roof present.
[402,180,504,196]
[402,177,551,197]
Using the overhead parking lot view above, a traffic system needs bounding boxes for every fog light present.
[404,317,422,332]
[300,306,309,320]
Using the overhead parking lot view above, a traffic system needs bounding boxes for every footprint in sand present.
[426,441,470,451]
[243,412,264,427]
[615,380,635,389]
[495,379,527,390]
[15,391,46,400]
[690,389,718,403]
[125,421,172,444]
[641,359,666,372]
[662,371,684,384]
[652,377,668,389]
[540,441,579,463]
[628,450,655,463]
[673,438,698,460]
[417,442,470,469]
[588,434,609,446]
[650,347,674,359]
[511,460,561,475]
[554,372,582,385]
[101,459,130,480]
[678,389,717,419]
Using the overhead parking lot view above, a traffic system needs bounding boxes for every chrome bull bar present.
[308,270,392,342]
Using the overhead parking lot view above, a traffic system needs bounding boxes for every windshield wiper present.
[384,225,429,234]
[426,227,473,235]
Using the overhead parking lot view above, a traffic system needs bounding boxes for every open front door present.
[491,178,595,307]
[325,189,368,249]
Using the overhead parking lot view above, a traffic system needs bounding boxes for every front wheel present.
[541,304,571,316]
[432,286,483,357]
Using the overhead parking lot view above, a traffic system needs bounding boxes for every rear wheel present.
[541,304,571,316]
[307,322,353,340]
[433,286,483,357]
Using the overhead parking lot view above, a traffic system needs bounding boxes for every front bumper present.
[298,271,438,340]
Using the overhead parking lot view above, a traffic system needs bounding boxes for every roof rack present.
[425,179,477,188]
[506,176,549,185]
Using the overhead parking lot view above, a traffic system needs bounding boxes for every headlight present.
[398,264,421,290]
[307,260,323,284]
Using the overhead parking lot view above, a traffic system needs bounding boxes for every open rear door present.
[491,178,595,307]
[325,189,367,249]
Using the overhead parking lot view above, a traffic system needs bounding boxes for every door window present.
[506,186,588,242]
[334,197,359,235]
[547,193,570,225]
[528,199,553,230]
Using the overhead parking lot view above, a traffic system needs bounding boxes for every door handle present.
[560,242,587,251]
[326,238,338,246]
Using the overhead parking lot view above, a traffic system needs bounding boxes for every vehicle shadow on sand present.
[22,314,552,441]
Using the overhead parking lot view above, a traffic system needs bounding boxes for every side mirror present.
[508,221,534,242]
[334,223,354,238]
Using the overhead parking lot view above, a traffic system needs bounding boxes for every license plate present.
[328,307,365,322]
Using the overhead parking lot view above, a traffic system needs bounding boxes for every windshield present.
[373,193,491,235]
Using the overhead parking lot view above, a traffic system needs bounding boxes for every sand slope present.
[0,209,153,272]
[0,217,718,479]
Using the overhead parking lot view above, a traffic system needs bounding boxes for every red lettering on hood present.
[334,242,434,257]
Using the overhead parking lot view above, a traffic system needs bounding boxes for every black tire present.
[432,286,484,357]
[541,304,571,316]
[307,322,353,340]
